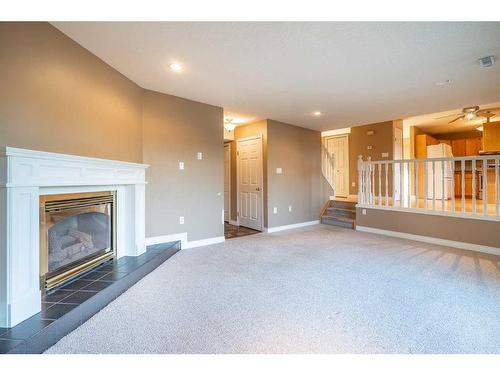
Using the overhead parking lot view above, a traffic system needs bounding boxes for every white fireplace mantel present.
[0,147,149,327]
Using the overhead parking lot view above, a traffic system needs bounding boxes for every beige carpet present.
[46,225,500,353]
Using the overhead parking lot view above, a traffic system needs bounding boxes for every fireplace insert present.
[39,191,116,291]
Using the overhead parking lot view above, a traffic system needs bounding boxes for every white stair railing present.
[357,154,500,219]
[322,143,336,197]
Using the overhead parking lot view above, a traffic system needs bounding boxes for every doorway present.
[237,135,264,231]
[325,135,349,197]
[223,143,231,222]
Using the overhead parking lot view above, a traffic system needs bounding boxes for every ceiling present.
[52,22,500,131]
[404,101,500,134]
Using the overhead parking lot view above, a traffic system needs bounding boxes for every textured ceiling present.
[52,22,500,131]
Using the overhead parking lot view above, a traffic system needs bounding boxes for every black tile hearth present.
[0,240,180,354]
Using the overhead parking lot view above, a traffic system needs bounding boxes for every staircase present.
[321,200,356,229]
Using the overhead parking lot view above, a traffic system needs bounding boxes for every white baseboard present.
[184,236,225,249]
[229,219,239,226]
[145,233,187,248]
[145,233,225,249]
[356,225,500,257]
[265,220,320,233]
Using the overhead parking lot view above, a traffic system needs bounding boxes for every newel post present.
[358,155,364,204]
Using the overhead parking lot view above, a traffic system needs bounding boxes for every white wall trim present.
[145,233,188,249]
[321,128,351,137]
[145,234,225,250]
[229,219,239,226]
[185,236,225,249]
[356,225,500,257]
[265,220,319,233]
[356,204,500,222]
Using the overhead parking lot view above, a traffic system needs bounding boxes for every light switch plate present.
[179,216,185,224]
[367,145,373,150]
[381,152,389,158]
[352,182,356,187]
[179,161,184,170]
[276,167,283,174]
[197,152,203,160]
[288,205,292,212]
[273,207,278,214]
[362,209,366,215]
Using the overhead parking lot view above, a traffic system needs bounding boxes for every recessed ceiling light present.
[169,63,183,72]
[313,111,322,116]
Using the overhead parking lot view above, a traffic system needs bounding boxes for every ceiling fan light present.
[464,112,476,121]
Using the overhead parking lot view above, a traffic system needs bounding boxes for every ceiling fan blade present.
[448,115,464,124]
[435,113,461,119]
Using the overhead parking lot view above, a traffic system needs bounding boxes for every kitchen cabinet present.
[451,139,466,157]
[465,137,482,156]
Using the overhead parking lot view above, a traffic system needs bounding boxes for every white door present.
[393,127,403,202]
[223,143,230,222]
[237,136,263,230]
[326,135,349,197]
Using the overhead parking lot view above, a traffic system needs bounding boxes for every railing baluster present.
[423,160,428,210]
[472,159,476,215]
[358,155,363,204]
[407,161,411,208]
[483,158,488,216]
[378,163,382,206]
[400,161,404,207]
[385,162,389,207]
[371,159,375,205]
[392,162,396,208]
[441,160,445,211]
[451,159,455,213]
[461,160,465,214]
[415,160,419,209]
[432,160,436,211]
[496,158,499,217]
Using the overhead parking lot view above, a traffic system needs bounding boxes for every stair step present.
[321,215,355,229]
[326,207,356,219]
[330,200,357,210]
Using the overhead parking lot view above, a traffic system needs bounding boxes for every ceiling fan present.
[436,106,500,124]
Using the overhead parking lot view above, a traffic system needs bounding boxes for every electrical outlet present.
[352,182,356,187]
[179,161,184,170]
[273,207,278,214]
[179,216,185,224]
[276,167,283,174]
[288,205,292,212]
[362,209,366,215]
[197,152,203,160]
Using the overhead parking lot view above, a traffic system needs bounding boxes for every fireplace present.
[39,191,116,291]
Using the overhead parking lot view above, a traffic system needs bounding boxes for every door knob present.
[256,187,261,191]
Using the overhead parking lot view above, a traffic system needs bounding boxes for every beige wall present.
[142,90,224,240]
[266,120,327,227]
[0,22,143,162]
[348,121,395,195]
[1,22,225,242]
[356,208,500,248]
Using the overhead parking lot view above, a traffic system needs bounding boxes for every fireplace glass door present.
[40,191,116,290]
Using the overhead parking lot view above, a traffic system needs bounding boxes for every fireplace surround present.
[0,147,149,327]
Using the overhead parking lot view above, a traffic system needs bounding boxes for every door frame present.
[324,134,350,198]
[223,142,231,223]
[236,134,264,231]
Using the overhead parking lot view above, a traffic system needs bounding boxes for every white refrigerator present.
[426,143,453,200]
